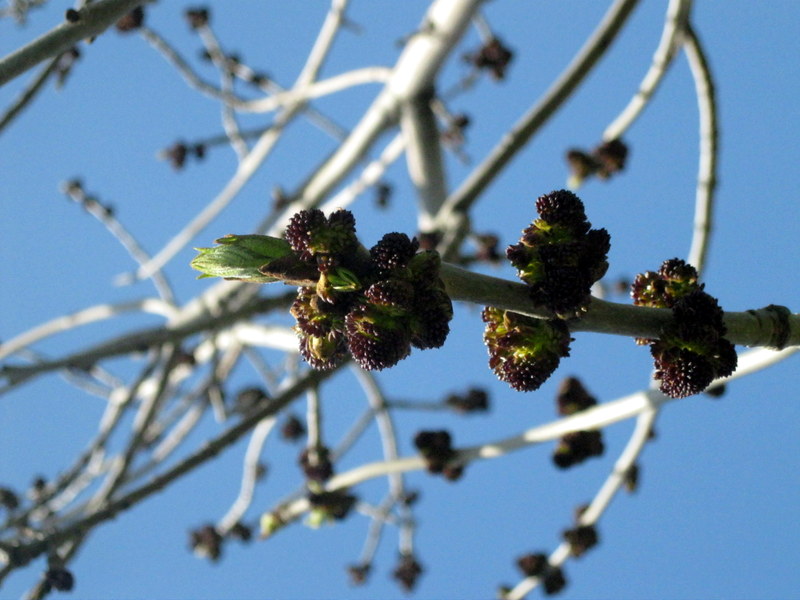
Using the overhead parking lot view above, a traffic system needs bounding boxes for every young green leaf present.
[191,234,294,283]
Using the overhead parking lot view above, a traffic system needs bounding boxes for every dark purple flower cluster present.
[515,552,567,595]
[631,258,701,311]
[286,210,453,372]
[444,387,490,413]
[563,524,599,557]
[506,190,610,316]
[43,566,75,593]
[298,446,334,483]
[553,430,604,469]
[632,259,737,398]
[307,490,357,521]
[551,377,604,468]
[392,553,424,592]
[566,139,629,185]
[413,430,463,480]
[553,377,605,469]
[466,37,514,80]
[482,307,573,392]
[555,377,597,416]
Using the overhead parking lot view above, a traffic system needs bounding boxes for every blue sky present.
[1,2,799,599]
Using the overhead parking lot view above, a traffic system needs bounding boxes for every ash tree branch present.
[266,0,483,237]
[602,0,692,141]
[0,0,146,87]
[128,0,354,282]
[433,0,640,243]
[684,22,718,275]
[400,88,449,232]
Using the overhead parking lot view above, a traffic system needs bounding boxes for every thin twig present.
[0,55,58,134]
[218,417,277,534]
[602,0,692,141]
[506,406,659,599]
[318,132,406,214]
[433,0,640,244]
[262,345,798,532]
[684,23,718,275]
[265,0,483,237]
[400,89,448,231]
[61,180,176,302]
[0,0,146,87]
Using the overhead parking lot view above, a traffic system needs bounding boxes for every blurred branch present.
[0,0,145,87]
[61,180,176,302]
[319,132,406,213]
[267,0,483,236]
[239,67,392,114]
[5,368,331,570]
[217,417,276,534]
[128,1,355,281]
[0,298,176,361]
[434,0,640,246]
[400,89,448,231]
[0,291,295,388]
[0,55,57,134]
[506,406,658,599]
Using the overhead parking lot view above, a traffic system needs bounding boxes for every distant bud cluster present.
[566,139,629,187]
[507,190,610,316]
[552,377,604,469]
[513,552,567,595]
[631,258,737,397]
[287,209,453,371]
[414,430,464,480]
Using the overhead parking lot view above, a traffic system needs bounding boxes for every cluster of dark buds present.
[632,259,737,398]
[552,378,604,465]
[189,524,223,561]
[347,563,371,586]
[483,307,573,392]
[392,553,424,592]
[280,414,305,441]
[188,521,252,562]
[566,139,629,186]
[299,446,334,483]
[233,386,268,414]
[42,566,75,593]
[161,140,206,170]
[0,487,19,511]
[515,552,567,595]
[553,430,604,469]
[307,490,357,524]
[115,6,145,32]
[191,210,451,372]
[185,7,210,29]
[287,209,452,371]
[563,524,599,558]
[466,37,514,79]
[413,430,463,480]
[444,387,490,414]
[506,190,610,316]
[556,376,597,416]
